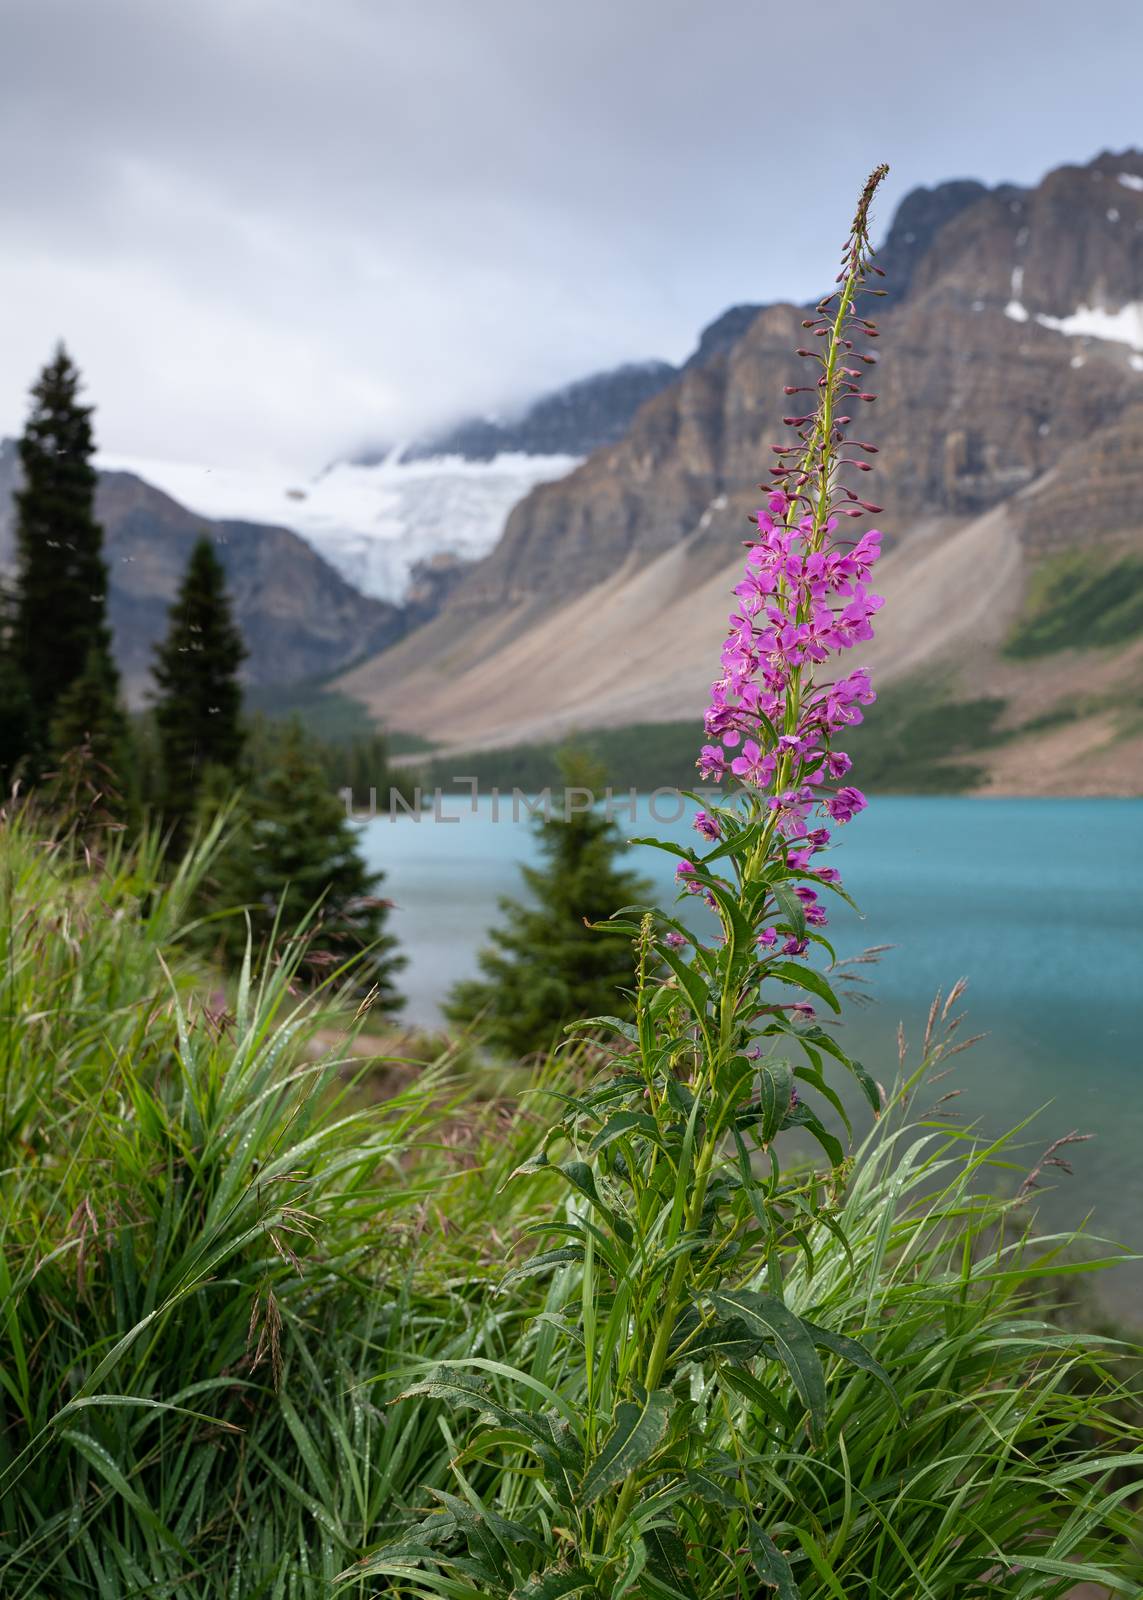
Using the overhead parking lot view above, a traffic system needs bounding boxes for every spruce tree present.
[152,535,247,829]
[0,582,36,783]
[206,720,404,1010]
[14,345,114,737]
[49,644,130,780]
[445,752,651,1058]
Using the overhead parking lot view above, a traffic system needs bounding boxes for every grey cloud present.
[1,0,1140,467]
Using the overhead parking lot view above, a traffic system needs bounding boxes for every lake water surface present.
[361,797,1143,1314]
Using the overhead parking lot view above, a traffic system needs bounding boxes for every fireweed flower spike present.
[362,169,894,1600]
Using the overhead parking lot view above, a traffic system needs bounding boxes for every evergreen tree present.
[13,345,114,736]
[445,752,651,1058]
[206,720,403,1010]
[49,643,130,780]
[152,535,247,829]
[0,582,37,784]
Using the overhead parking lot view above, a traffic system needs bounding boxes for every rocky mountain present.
[389,172,1000,469]
[0,441,406,706]
[338,149,1143,794]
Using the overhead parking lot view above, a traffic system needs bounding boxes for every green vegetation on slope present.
[425,720,704,794]
[846,678,1009,792]
[1005,548,1143,658]
[424,682,1014,796]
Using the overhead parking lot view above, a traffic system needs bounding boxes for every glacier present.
[95,449,581,601]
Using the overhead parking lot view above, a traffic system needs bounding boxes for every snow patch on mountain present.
[95,450,580,600]
[1003,298,1143,352]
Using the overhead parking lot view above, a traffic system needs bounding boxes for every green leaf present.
[769,881,806,939]
[792,1064,851,1139]
[702,878,757,985]
[748,1523,800,1599]
[498,1245,584,1289]
[565,1015,640,1044]
[557,1161,634,1248]
[628,836,697,861]
[766,962,841,1014]
[643,1521,697,1598]
[342,1509,466,1579]
[684,1467,740,1511]
[581,1390,674,1503]
[659,947,712,1039]
[588,1110,662,1155]
[707,1290,827,1443]
[715,1363,791,1431]
[682,1314,766,1365]
[738,1060,793,1145]
[803,1321,901,1412]
[782,1103,844,1168]
[508,1150,552,1181]
[699,816,769,865]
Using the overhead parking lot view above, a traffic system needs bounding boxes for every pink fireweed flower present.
[663,930,688,950]
[794,884,829,927]
[825,785,868,823]
[757,926,778,949]
[733,566,778,613]
[730,739,776,788]
[675,861,704,894]
[698,744,727,781]
[694,810,721,841]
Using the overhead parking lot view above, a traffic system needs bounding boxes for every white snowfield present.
[1003,297,1143,355]
[95,449,580,601]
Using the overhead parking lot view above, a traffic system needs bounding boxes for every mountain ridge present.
[337,148,1143,795]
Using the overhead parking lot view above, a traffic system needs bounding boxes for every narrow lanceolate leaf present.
[588,1109,662,1155]
[737,1060,793,1145]
[707,1290,827,1443]
[581,1390,674,1504]
[766,961,841,1014]
[565,1015,640,1044]
[658,946,713,1037]
[337,1510,465,1579]
[803,1321,901,1412]
[680,1313,766,1366]
[769,881,806,939]
[781,1103,844,1169]
[498,1245,584,1289]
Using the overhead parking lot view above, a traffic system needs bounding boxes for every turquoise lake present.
[360,796,1143,1315]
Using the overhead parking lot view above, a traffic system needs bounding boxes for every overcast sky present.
[2,0,1140,471]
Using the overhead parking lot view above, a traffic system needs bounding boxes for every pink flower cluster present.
[691,485,884,931]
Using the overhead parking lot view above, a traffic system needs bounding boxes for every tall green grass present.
[0,806,551,1597]
[1,808,1139,1596]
